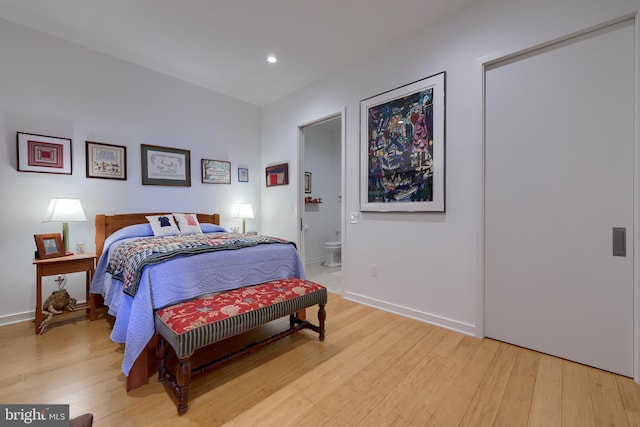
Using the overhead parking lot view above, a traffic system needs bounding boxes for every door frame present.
[297,107,346,272]
[476,13,640,382]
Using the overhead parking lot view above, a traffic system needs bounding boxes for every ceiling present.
[0,0,477,106]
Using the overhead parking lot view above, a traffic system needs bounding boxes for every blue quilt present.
[107,232,294,297]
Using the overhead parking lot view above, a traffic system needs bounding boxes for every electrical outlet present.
[370,264,378,277]
[350,212,359,224]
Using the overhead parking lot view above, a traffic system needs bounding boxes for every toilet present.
[323,232,341,267]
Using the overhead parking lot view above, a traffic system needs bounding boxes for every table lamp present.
[235,203,254,234]
[43,198,87,253]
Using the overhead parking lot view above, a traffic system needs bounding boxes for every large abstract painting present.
[360,72,445,212]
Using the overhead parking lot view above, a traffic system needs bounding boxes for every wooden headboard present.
[95,212,221,257]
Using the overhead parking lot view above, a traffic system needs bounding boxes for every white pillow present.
[172,213,203,235]
[145,214,181,236]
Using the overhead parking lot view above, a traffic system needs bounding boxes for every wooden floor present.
[1,293,639,426]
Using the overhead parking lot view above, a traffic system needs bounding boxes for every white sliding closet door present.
[484,19,634,376]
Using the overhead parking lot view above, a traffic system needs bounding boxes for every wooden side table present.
[32,253,97,334]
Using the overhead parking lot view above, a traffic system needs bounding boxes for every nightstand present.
[32,253,97,334]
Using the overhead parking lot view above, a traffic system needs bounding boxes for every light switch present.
[350,213,359,224]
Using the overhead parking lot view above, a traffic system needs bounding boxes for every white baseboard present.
[0,310,34,327]
[344,291,476,336]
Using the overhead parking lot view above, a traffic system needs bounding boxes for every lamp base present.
[62,222,74,255]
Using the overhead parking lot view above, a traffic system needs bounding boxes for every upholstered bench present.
[154,277,327,415]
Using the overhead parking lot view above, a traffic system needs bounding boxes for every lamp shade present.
[235,203,254,219]
[43,198,87,222]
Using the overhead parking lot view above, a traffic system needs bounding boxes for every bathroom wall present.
[303,119,341,263]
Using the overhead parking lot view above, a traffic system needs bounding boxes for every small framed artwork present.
[305,172,312,193]
[201,159,231,184]
[85,141,127,180]
[17,132,72,175]
[141,144,191,186]
[266,162,289,187]
[238,167,249,183]
[360,71,446,212]
[34,233,65,259]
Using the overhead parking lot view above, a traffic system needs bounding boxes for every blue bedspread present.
[90,224,305,376]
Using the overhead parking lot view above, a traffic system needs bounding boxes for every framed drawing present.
[85,141,127,180]
[266,163,289,187]
[201,159,231,184]
[17,132,72,175]
[141,144,191,186]
[34,233,65,259]
[238,167,249,183]
[360,72,446,212]
[305,172,312,193]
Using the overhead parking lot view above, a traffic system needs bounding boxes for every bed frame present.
[94,212,221,391]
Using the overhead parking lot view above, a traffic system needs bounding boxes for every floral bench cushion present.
[154,278,327,359]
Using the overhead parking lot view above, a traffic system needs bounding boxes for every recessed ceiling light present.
[267,56,277,63]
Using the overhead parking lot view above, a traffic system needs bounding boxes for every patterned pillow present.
[172,213,203,235]
[145,214,181,236]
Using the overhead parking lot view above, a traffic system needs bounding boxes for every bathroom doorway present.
[299,111,344,293]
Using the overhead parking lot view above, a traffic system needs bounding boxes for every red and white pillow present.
[172,213,203,235]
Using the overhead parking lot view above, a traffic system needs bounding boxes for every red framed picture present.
[17,132,72,175]
[266,162,289,187]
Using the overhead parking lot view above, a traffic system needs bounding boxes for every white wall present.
[261,0,640,335]
[0,19,262,324]
[303,121,341,263]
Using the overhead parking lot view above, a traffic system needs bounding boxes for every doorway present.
[299,111,344,293]
[483,19,634,376]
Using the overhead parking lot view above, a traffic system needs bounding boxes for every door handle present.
[613,227,626,257]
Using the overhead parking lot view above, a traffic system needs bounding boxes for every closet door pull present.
[613,227,626,257]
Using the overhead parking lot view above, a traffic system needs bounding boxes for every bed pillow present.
[172,213,204,235]
[201,223,227,233]
[145,214,181,236]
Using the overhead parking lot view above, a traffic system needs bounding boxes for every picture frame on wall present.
[85,140,127,180]
[266,162,289,187]
[17,132,72,175]
[360,72,446,212]
[238,167,249,183]
[141,144,191,186]
[305,172,312,193]
[34,233,65,259]
[201,159,231,184]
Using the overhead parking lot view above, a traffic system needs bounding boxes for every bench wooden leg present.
[157,335,168,384]
[318,303,326,341]
[176,358,192,415]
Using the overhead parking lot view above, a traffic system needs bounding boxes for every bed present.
[90,212,305,391]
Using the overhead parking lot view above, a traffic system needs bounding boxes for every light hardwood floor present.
[1,293,639,426]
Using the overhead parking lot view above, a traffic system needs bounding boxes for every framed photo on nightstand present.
[34,233,65,259]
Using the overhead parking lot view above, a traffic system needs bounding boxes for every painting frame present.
[85,140,127,180]
[266,162,289,187]
[305,172,312,193]
[360,71,446,212]
[17,132,72,175]
[201,159,231,184]
[238,167,249,183]
[34,233,65,259]
[141,144,191,186]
